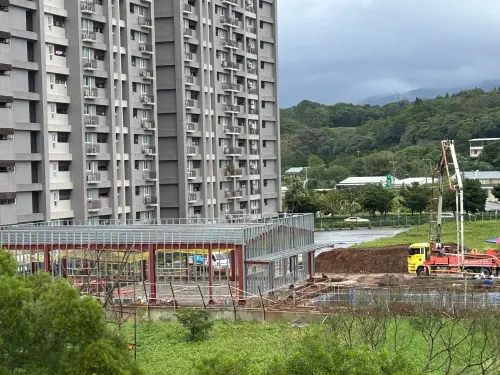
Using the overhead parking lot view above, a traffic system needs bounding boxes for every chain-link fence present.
[315,211,500,230]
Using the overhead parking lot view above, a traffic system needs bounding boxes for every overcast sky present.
[277,0,500,107]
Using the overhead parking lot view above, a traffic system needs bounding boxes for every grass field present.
[352,220,500,250]
[121,321,291,375]
[122,319,500,375]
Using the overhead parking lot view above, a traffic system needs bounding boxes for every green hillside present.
[281,89,500,188]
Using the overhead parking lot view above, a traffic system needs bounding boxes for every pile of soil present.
[316,245,409,274]
[316,243,458,274]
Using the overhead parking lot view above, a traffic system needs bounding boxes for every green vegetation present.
[284,177,487,217]
[0,250,142,375]
[281,89,500,187]
[352,221,499,250]
[174,308,214,342]
[126,311,500,375]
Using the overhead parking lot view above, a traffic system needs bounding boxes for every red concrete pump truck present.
[408,140,500,277]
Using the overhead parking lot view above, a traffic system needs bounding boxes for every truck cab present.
[408,242,430,274]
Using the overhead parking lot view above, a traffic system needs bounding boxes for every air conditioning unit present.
[91,146,97,153]
[84,89,90,96]
[144,196,152,204]
[143,122,150,130]
[222,61,228,67]
[141,70,151,78]
[87,175,96,182]
[144,148,152,155]
[139,45,146,52]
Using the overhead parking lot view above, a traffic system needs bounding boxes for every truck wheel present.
[481,268,491,278]
[416,267,428,277]
[464,268,475,279]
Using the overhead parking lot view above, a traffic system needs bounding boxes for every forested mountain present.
[280,89,500,188]
[360,80,500,106]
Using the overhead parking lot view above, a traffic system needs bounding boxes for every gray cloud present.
[277,0,500,106]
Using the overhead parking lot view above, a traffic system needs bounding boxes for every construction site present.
[2,140,500,316]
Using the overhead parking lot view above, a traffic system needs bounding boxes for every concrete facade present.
[155,0,281,220]
[0,0,159,225]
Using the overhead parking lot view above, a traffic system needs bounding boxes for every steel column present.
[44,245,51,273]
[236,245,245,302]
[148,245,156,302]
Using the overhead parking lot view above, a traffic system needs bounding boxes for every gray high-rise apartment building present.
[0,0,159,226]
[155,0,281,220]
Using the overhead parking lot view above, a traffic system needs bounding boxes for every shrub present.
[174,308,213,341]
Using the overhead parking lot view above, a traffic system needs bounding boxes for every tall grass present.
[351,221,500,250]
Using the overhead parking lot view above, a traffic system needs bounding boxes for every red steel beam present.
[236,245,245,303]
[208,245,213,304]
[44,245,51,273]
[148,245,156,303]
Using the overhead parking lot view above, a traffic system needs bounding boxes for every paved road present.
[314,227,410,252]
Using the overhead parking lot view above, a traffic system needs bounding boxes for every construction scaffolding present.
[0,213,322,307]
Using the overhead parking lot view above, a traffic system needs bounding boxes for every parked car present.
[203,252,230,274]
[344,217,370,223]
[441,212,454,219]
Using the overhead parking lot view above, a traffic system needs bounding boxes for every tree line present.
[283,178,490,217]
[281,89,500,188]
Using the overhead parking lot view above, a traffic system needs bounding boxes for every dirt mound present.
[316,243,458,274]
[316,245,409,274]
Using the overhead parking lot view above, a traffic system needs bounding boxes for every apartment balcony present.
[138,16,153,29]
[186,146,197,156]
[249,127,259,135]
[248,68,257,75]
[183,28,194,38]
[81,0,96,13]
[87,199,102,212]
[246,26,257,34]
[86,171,101,184]
[187,193,197,203]
[144,195,158,207]
[184,52,193,62]
[84,115,99,127]
[224,147,242,156]
[251,189,260,195]
[225,167,243,178]
[185,75,194,85]
[247,47,257,55]
[246,4,255,12]
[249,149,259,156]
[249,108,259,115]
[250,168,260,175]
[224,126,242,135]
[221,17,239,28]
[185,99,198,109]
[221,40,239,50]
[225,189,243,199]
[141,119,155,131]
[185,122,196,132]
[82,59,97,71]
[86,144,100,156]
[222,60,240,71]
[222,83,240,92]
[83,88,98,99]
[81,30,97,43]
[183,3,192,13]
[140,69,154,80]
[138,42,154,55]
[187,169,197,179]
[141,94,154,105]
[144,171,157,181]
[142,146,156,156]
[224,104,240,114]
[248,88,258,95]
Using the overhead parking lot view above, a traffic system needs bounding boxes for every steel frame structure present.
[0,214,319,305]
